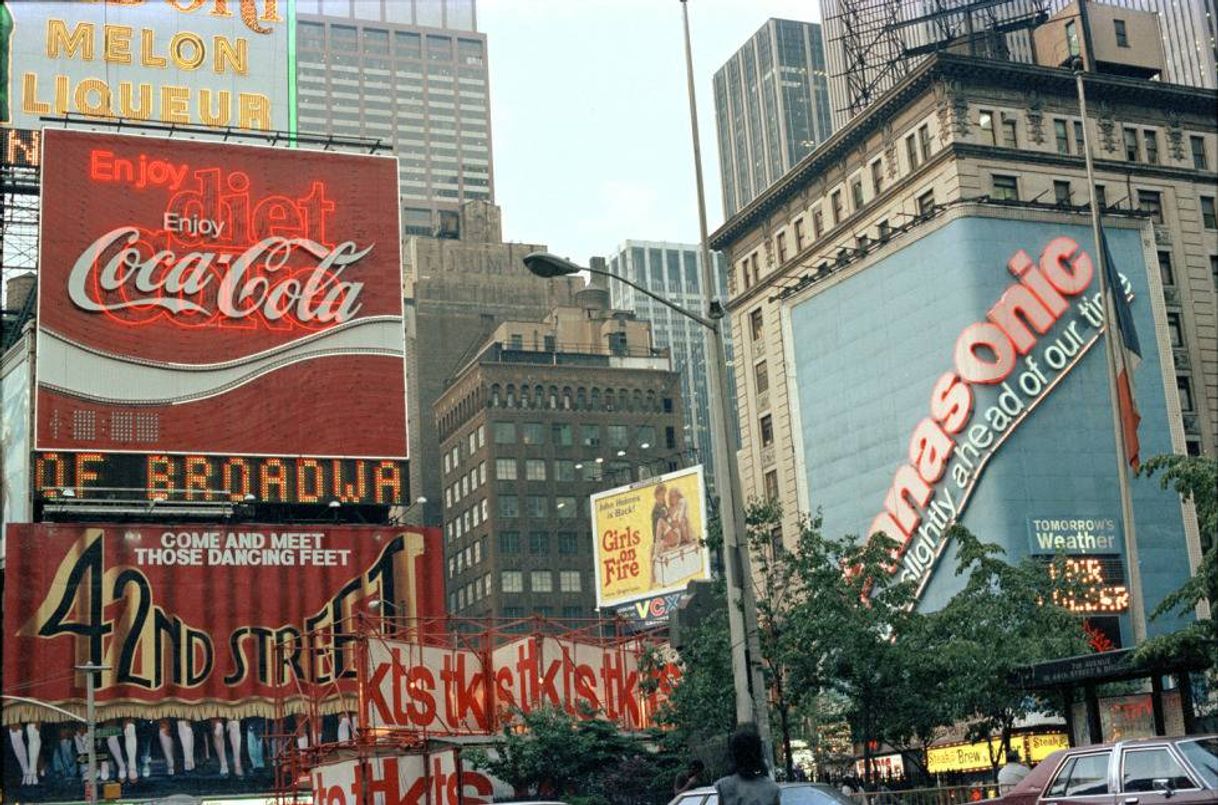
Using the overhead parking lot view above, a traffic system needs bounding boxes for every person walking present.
[997,749,1031,790]
[714,727,780,805]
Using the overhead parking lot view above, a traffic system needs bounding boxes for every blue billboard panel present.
[789,215,1192,638]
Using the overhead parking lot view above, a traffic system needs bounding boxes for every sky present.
[479,0,821,265]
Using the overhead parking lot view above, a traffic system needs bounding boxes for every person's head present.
[728,726,767,779]
[668,487,683,507]
[688,759,705,775]
[654,484,667,503]
[1006,749,1021,764]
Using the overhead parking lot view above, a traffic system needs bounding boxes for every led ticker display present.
[1048,555,1130,615]
[35,130,407,463]
[34,451,407,505]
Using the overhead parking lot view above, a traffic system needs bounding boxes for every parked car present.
[669,782,856,805]
[984,735,1218,805]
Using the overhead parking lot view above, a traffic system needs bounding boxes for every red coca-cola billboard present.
[34,130,406,483]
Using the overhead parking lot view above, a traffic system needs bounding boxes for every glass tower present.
[295,0,493,236]
[604,242,738,493]
[713,18,835,218]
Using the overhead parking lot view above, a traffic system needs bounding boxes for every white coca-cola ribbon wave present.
[37,317,404,406]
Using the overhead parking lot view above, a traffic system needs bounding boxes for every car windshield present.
[1178,738,1218,788]
[782,785,855,805]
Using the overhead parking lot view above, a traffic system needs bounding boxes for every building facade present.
[710,52,1215,644]
[714,18,835,217]
[434,294,687,620]
[404,201,580,525]
[603,241,736,492]
[296,0,493,236]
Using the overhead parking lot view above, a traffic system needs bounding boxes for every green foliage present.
[920,525,1089,772]
[464,706,679,804]
[1133,454,1217,689]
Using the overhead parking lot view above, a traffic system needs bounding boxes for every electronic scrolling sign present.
[34,129,407,504]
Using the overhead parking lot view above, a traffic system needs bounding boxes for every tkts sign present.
[34,130,407,500]
[1,523,444,723]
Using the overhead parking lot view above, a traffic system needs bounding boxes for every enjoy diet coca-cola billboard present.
[35,129,407,468]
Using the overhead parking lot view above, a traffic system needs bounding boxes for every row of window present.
[448,537,486,578]
[490,421,670,450]
[444,463,485,510]
[445,497,487,544]
[986,177,1217,233]
[450,572,492,612]
[498,530,587,555]
[489,384,674,414]
[500,570,584,594]
[496,495,583,520]
[299,23,484,63]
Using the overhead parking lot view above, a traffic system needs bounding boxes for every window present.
[1000,117,1017,148]
[495,458,517,480]
[1054,180,1072,206]
[917,189,936,216]
[992,174,1019,201]
[559,570,582,593]
[607,425,629,448]
[850,178,865,211]
[530,570,553,593]
[979,110,996,145]
[555,460,575,482]
[1114,18,1129,47]
[764,470,779,502]
[551,423,573,446]
[526,495,547,518]
[1167,313,1184,347]
[920,124,933,160]
[812,208,824,237]
[1138,190,1163,224]
[1212,255,1218,292]
[1179,738,1218,788]
[521,423,544,445]
[581,424,600,447]
[1202,196,1217,229]
[1048,752,1111,797]
[499,530,520,553]
[754,361,769,394]
[1178,377,1194,411]
[1124,128,1140,161]
[637,425,656,447]
[509,333,523,350]
[581,462,602,482]
[562,606,583,619]
[878,219,891,241]
[525,459,546,481]
[556,497,577,518]
[498,495,519,518]
[1065,20,1080,56]
[1073,120,1085,153]
[468,431,476,454]
[871,160,884,195]
[493,422,516,444]
[760,414,774,447]
[1055,119,1070,154]
[529,531,549,553]
[750,308,764,341]
[1121,748,1194,792]
[477,425,484,448]
[1144,129,1159,164]
[776,232,788,263]
[906,133,921,169]
[1191,135,1208,170]
[501,571,523,593]
[794,217,807,250]
[1158,251,1175,285]
[558,532,579,554]
[830,190,843,224]
[1095,184,1108,210]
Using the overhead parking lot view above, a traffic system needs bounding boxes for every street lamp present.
[522,250,771,748]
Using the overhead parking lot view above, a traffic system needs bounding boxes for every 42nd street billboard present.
[34,129,407,503]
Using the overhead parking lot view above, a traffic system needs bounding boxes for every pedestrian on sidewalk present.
[714,727,780,805]
[997,749,1031,790]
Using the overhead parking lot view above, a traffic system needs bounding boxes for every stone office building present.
[434,285,687,620]
[709,47,1214,636]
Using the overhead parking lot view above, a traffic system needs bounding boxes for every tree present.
[1133,454,1218,700]
[923,525,1089,779]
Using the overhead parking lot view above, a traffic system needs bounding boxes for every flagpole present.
[1073,62,1147,645]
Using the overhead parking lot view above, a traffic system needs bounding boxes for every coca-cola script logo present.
[69,152,374,331]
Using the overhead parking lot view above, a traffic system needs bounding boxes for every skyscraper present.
[295,0,493,236]
[604,242,736,492]
[713,19,834,218]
